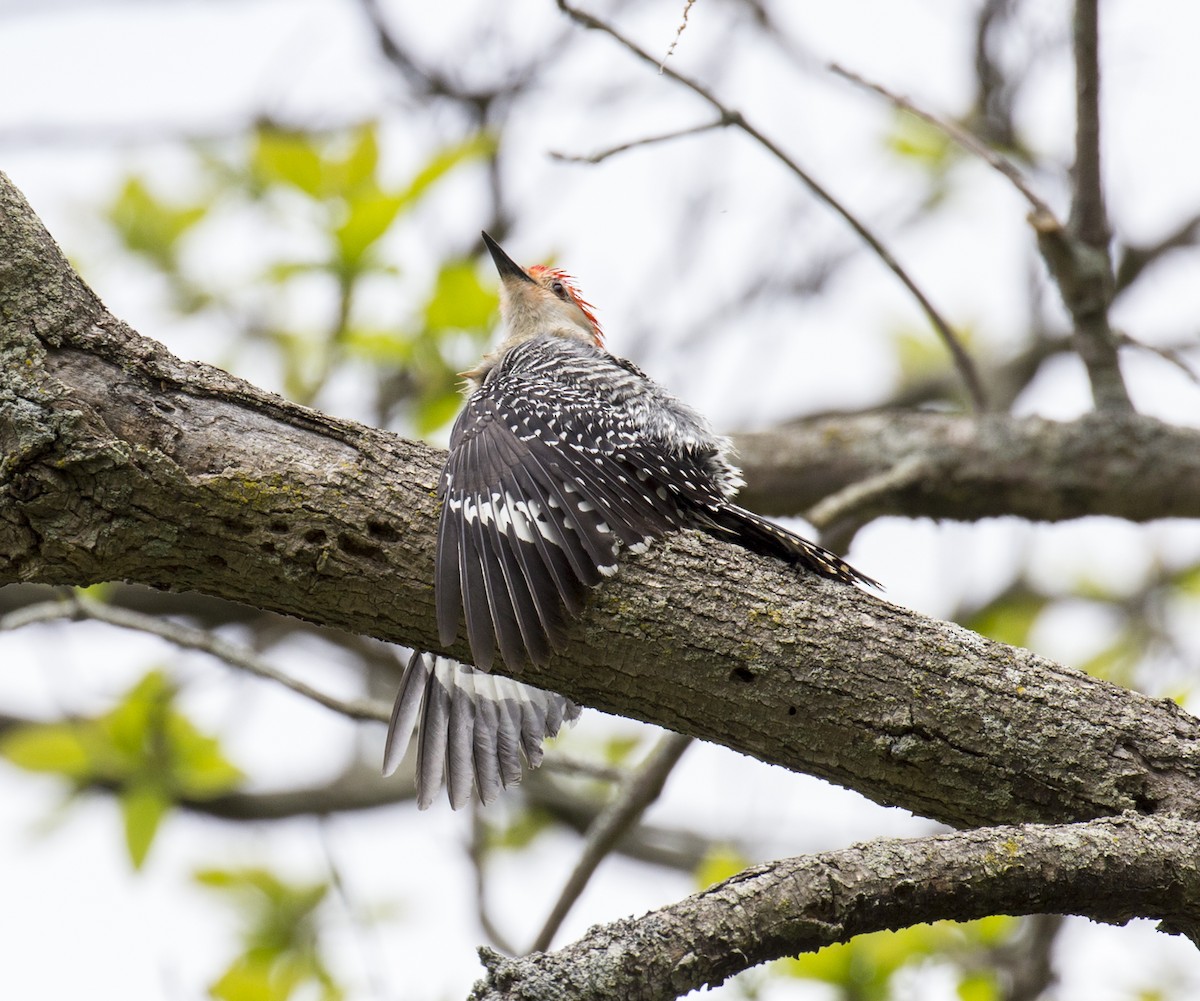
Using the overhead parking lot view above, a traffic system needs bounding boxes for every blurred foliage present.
[196,867,342,1001]
[0,668,242,868]
[777,916,1016,1001]
[479,804,557,852]
[884,109,961,211]
[694,844,752,889]
[964,559,1200,700]
[101,122,498,430]
[891,322,980,399]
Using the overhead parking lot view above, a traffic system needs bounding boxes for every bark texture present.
[6,174,1200,1000]
[470,814,1200,1001]
[733,413,1200,523]
[4,172,1200,836]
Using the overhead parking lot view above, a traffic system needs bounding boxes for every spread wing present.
[382,651,580,809]
[435,341,726,671]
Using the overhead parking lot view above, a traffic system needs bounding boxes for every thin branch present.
[1058,0,1131,411]
[659,0,697,72]
[1115,210,1200,293]
[829,63,1054,219]
[1069,0,1108,250]
[550,116,727,164]
[554,0,987,412]
[529,732,693,953]
[0,594,390,724]
[470,806,522,956]
[1115,332,1200,386]
[804,456,930,533]
[472,814,1200,1001]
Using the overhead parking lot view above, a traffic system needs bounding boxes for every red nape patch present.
[529,264,604,347]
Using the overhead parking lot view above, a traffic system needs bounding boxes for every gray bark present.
[4,171,1200,832]
[471,814,1200,1000]
[4,171,1200,995]
[733,411,1200,523]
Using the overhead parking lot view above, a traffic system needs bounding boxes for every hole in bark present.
[304,528,328,545]
[366,518,400,542]
[787,706,797,716]
[221,517,252,536]
[153,399,175,413]
[260,541,275,554]
[338,532,384,562]
[269,520,290,534]
[729,666,755,684]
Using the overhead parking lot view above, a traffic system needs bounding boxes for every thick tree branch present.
[5,172,1200,835]
[730,411,1200,524]
[470,814,1200,1001]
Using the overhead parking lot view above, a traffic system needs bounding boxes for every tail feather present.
[702,503,881,590]
[383,651,580,809]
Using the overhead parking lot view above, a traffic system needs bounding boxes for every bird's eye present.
[550,280,568,300]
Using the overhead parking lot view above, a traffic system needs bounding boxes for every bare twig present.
[539,753,625,784]
[829,63,1054,219]
[0,594,390,724]
[554,0,987,412]
[550,116,727,164]
[804,455,929,533]
[659,0,697,72]
[971,0,1022,150]
[529,732,693,953]
[471,806,522,956]
[1115,210,1200,294]
[1115,332,1200,386]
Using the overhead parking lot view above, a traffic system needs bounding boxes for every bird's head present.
[482,231,604,349]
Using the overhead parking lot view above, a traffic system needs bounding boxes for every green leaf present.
[0,723,91,777]
[334,189,406,267]
[957,971,1000,1001]
[694,845,750,889]
[106,177,207,270]
[253,129,327,197]
[414,389,465,437]
[394,132,497,209]
[965,591,1048,647]
[885,111,956,169]
[337,125,379,190]
[119,783,170,869]
[209,954,280,1001]
[602,734,643,766]
[341,328,415,364]
[167,714,244,798]
[1172,564,1200,595]
[781,919,1019,1000]
[481,807,555,851]
[198,867,342,1001]
[1077,628,1143,685]
[424,259,499,332]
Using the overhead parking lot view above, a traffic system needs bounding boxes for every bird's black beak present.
[482,231,536,285]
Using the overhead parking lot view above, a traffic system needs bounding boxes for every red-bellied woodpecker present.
[384,232,878,808]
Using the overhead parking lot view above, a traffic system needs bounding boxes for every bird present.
[384,232,878,809]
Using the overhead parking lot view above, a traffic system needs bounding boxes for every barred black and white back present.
[384,233,877,809]
[436,333,877,671]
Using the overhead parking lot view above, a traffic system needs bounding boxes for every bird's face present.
[482,232,603,349]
